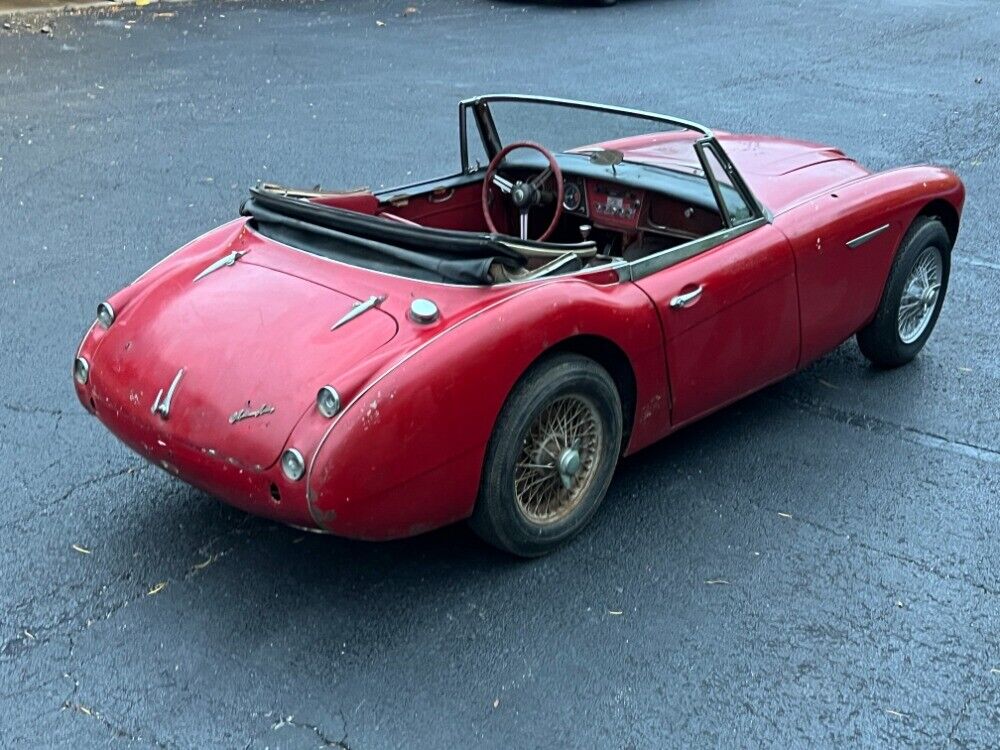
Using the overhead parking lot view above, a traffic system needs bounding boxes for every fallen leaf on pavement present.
[191,556,215,571]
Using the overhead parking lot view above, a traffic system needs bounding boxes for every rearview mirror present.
[586,148,624,168]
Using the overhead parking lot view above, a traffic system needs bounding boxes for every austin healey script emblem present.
[229,402,276,424]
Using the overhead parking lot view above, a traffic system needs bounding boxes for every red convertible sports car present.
[74,96,964,556]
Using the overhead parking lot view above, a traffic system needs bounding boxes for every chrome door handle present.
[670,285,703,309]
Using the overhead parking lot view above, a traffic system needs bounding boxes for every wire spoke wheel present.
[513,394,603,525]
[897,246,943,344]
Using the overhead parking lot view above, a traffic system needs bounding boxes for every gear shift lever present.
[579,224,592,242]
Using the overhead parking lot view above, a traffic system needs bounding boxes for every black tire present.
[856,217,951,368]
[470,353,623,557]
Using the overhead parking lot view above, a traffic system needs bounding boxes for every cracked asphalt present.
[1,0,999,747]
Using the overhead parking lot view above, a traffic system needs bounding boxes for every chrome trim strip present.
[330,295,386,330]
[628,218,768,280]
[846,223,891,249]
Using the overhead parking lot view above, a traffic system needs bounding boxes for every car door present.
[635,223,800,425]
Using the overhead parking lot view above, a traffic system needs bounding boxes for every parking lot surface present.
[1,0,998,746]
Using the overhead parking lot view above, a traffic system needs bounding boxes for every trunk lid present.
[93,257,397,469]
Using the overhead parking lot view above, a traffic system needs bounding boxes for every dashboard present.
[561,174,723,238]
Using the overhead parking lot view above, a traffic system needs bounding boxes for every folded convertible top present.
[241,187,533,285]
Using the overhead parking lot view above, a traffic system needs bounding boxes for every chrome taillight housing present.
[281,448,306,481]
[73,357,90,385]
[316,386,341,418]
[96,301,115,329]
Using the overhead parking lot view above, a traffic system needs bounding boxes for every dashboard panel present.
[556,169,725,239]
[647,194,723,238]
[562,176,588,215]
[586,180,643,230]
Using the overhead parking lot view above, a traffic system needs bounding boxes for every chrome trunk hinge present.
[331,295,386,331]
[193,250,246,282]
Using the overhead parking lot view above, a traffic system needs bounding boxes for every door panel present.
[636,224,800,425]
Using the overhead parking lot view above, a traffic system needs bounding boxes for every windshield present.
[465,97,759,226]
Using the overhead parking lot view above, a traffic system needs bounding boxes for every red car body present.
[74,96,964,541]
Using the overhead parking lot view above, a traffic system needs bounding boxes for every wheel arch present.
[539,335,638,453]
[916,198,960,248]
[303,280,664,539]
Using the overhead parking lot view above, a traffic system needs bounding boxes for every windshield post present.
[459,102,469,173]
[710,138,771,222]
[695,138,733,228]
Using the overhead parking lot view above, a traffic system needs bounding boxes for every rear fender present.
[304,277,665,540]
[75,219,249,408]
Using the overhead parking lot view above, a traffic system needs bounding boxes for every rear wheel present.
[856,217,951,368]
[470,353,622,557]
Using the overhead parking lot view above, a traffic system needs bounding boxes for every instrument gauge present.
[563,181,583,212]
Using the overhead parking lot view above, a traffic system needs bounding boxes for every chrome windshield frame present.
[459,94,772,281]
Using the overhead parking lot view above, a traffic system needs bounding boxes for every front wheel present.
[856,217,951,368]
[470,353,623,557]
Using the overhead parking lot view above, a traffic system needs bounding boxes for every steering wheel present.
[482,141,564,242]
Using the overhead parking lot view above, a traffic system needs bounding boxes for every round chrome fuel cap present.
[409,298,439,324]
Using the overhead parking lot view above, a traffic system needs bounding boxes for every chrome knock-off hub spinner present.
[513,395,603,525]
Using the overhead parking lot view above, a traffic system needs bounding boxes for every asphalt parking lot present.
[1,0,999,747]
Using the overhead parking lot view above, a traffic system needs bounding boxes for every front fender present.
[305,275,665,540]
